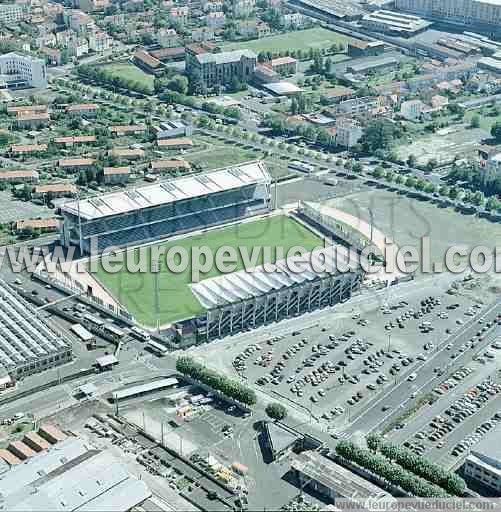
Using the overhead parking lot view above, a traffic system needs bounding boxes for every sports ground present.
[94,215,323,327]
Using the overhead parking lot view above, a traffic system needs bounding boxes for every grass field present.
[222,27,350,54]
[101,63,154,92]
[95,215,323,326]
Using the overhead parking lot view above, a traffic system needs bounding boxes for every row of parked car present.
[452,411,501,457]
[433,367,473,395]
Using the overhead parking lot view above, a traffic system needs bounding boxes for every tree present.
[491,121,501,143]
[167,75,189,95]
[265,402,287,421]
[362,119,399,153]
[407,154,417,168]
[470,114,481,129]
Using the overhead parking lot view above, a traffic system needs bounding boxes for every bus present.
[71,323,95,345]
[102,323,126,344]
[288,161,315,174]
[130,326,151,342]
[146,340,168,357]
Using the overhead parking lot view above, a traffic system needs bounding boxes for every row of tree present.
[176,356,256,406]
[366,434,466,496]
[335,441,448,498]
[76,65,152,95]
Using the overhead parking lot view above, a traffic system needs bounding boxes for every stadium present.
[56,161,364,342]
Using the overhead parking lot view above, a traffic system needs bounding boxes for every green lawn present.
[95,215,323,326]
[222,27,351,54]
[185,144,260,170]
[464,107,501,131]
[100,63,154,92]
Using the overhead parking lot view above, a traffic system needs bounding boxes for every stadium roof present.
[191,245,359,310]
[112,377,178,400]
[0,279,71,374]
[60,161,271,220]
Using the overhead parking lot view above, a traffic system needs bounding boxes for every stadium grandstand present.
[189,245,362,341]
[60,161,272,254]
[0,279,72,380]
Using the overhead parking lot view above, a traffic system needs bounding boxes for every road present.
[345,299,501,436]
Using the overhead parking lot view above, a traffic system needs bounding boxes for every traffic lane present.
[347,306,501,434]
[388,360,497,445]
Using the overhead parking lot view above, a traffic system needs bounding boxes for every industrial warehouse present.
[0,278,72,381]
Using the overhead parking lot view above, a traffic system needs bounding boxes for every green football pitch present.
[94,215,323,327]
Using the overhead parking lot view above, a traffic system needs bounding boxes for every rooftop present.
[291,451,390,503]
[196,49,256,65]
[263,81,303,95]
[0,279,71,374]
[112,377,178,400]
[60,161,270,221]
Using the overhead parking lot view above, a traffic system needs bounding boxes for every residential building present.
[0,4,27,25]
[149,159,191,173]
[15,218,59,234]
[157,28,178,48]
[154,120,193,140]
[77,0,110,12]
[191,27,215,42]
[109,124,147,136]
[347,39,385,58]
[206,11,226,29]
[484,152,501,184]
[65,103,98,117]
[10,143,48,155]
[103,166,130,184]
[395,0,501,33]
[109,148,145,160]
[54,135,96,146]
[169,6,189,25]
[231,0,256,17]
[360,9,432,36]
[464,424,501,493]
[203,1,224,12]
[400,99,426,120]
[65,10,95,34]
[133,50,162,75]
[186,48,257,88]
[68,37,89,58]
[0,52,47,89]
[335,117,363,148]
[282,12,307,29]
[7,104,47,115]
[0,169,39,184]
[58,158,95,171]
[150,47,185,62]
[157,137,194,149]
[34,183,77,198]
[270,56,298,76]
[238,20,271,38]
[14,112,50,129]
[337,96,381,117]
[321,85,355,104]
[41,47,62,66]
[88,30,112,53]
[253,64,280,84]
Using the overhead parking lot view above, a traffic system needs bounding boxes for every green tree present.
[470,114,481,129]
[491,121,501,143]
[265,402,287,421]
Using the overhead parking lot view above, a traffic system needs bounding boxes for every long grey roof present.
[196,49,257,65]
[60,161,270,220]
[191,244,359,310]
[0,279,71,373]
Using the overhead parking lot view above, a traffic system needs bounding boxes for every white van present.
[407,373,417,382]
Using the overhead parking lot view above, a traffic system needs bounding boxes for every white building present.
[231,0,256,17]
[0,52,47,89]
[400,99,426,120]
[283,12,307,28]
[157,28,178,48]
[464,424,501,494]
[68,37,89,58]
[335,118,363,148]
[206,11,226,29]
[88,30,112,52]
[0,3,27,24]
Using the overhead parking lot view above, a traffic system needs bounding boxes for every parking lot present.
[230,285,487,425]
[387,343,501,469]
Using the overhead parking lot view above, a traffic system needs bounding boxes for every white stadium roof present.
[60,161,270,221]
[191,245,360,310]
